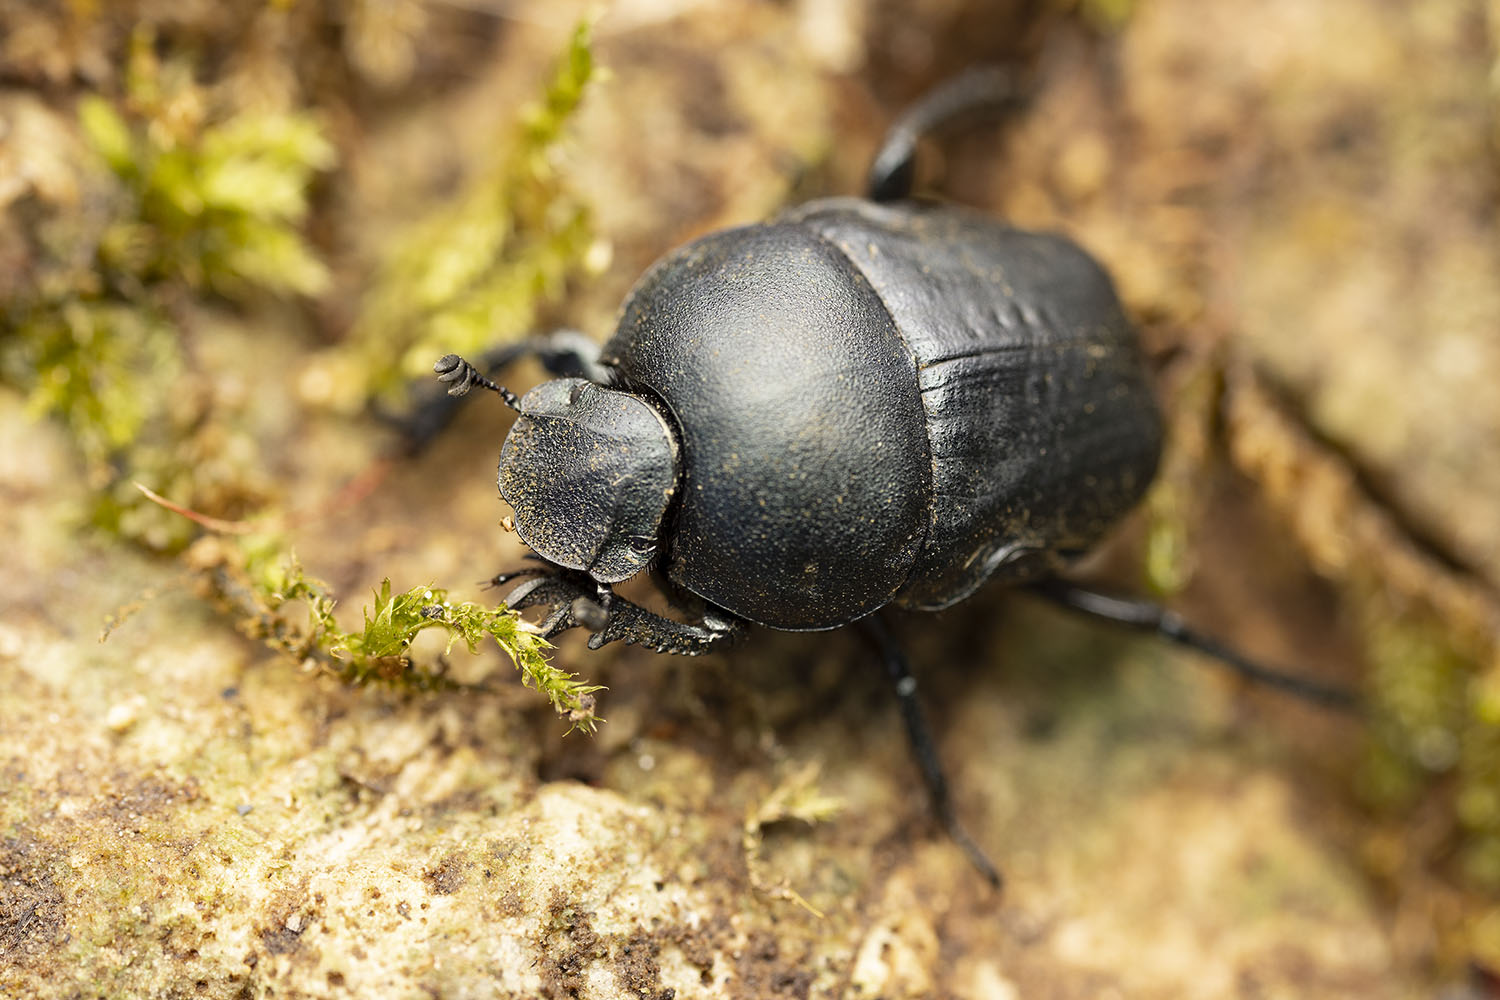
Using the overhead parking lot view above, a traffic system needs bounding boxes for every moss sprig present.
[175,532,600,730]
[338,19,599,406]
[0,28,335,550]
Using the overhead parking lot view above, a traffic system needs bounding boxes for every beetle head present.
[498,378,680,584]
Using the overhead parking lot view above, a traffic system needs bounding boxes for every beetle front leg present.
[502,572,744,655]
[867,66,1023,202]
[500,571,608,636]
[389,330,610,453]
[858,614,1003,888]
[583,594,745,656]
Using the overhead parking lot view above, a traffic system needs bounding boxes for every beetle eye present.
[627,535,655,554]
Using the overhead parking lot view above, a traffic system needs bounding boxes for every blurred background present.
[2,1,1499,997]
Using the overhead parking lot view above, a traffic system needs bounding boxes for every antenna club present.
[433,354,521,411]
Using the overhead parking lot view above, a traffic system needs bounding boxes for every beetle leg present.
[388,331,611,453]
[498,572,605,639]
[867,66,1024,202]
[858,614,1004,888]
[502,571,594,612]
[583,593,744,656]
[528,329,609,383]
[501,571,743,654]
[483,566,552,589]
[1026,579,1360,712]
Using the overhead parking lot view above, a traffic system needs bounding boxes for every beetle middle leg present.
[858,613,1003,888]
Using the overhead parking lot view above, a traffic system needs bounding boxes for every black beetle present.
[432,69,1353,885]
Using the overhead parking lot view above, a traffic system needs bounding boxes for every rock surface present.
[4,0,1498,996]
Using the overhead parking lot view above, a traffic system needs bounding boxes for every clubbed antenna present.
[434,354,521,410]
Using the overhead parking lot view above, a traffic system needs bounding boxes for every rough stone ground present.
[4,0,1499,997]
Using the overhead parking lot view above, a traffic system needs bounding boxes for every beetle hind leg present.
[858,614,1004,888]
[1027,579,1359,712]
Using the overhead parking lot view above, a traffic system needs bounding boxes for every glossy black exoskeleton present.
[431,69,1353,886]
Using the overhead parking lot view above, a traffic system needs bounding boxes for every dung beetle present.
[431,69,1354,886]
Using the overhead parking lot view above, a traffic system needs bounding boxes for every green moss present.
[1458,681,1500,888]
[0,29,333,551]
[43,21,606,726]
[1143,364,1222,597]
[1355,600,1500,889]
[346,19,598,403]
[1363,611,1467,788]
[163,532,600,730]
[1066,0,1138,31]
[8,300,178,467]
[77,33,334,295]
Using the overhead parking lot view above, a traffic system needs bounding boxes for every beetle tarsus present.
[508,577,600,641]
[859,614,1004,889]
[1027,579,1360,712]
[538,603,575,639]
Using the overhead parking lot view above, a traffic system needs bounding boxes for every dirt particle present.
[616,931,674,1000]
[422,851,469,895]
[495,886,525,917]
[539,892,607,999]
[0,836,66,966]
[260,924,302,956]
[735,929,812,1000]
[668,917,724,975]
[258,886,312,956]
